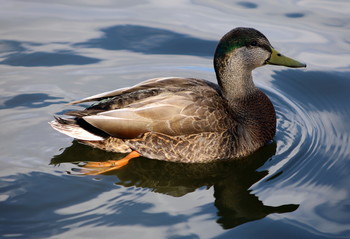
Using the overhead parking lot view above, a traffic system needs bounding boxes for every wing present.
[82,89,232,139]
[68,77,220,105]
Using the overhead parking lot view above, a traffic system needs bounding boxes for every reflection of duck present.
[51,140,298,229]
[50,27,305,174]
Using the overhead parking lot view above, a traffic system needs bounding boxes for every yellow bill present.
[266,48,306,68]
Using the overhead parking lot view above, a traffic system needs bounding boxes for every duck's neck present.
[214,55,257,102]
[214,55,276,152]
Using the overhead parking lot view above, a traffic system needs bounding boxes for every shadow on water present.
[51,140,298,229]
[0,25,216,67]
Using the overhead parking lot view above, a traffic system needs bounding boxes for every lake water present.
[1,1,350,238]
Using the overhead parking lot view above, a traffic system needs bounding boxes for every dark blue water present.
[1,1,349,238]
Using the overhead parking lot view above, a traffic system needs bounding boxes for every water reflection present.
[0,25,217,67]
[269,70,350,182]
[0,0,349,237]
[52,140,298,229]
[236,1,258,9]
[75,25,217,57]
[285,13,305,18]
[0,40,100,67]
[256,70,350,236]
[1,51,101,67]
[0,93,67,109]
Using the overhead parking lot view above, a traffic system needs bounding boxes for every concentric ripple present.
[258,70,350,187]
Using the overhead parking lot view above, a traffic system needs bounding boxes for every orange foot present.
[81,151,140,175]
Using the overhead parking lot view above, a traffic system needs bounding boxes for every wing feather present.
[81,89,231,139]
[61,77,232,140]
[67,77,220,105]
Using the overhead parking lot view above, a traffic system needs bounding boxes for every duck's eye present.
[250,41,258,46]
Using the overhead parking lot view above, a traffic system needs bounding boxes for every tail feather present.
[49,117,105,141]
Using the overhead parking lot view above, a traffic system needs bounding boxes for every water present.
[1,1,349,238]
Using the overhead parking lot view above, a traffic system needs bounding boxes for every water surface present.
[1,1,350,238]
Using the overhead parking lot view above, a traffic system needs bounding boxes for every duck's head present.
[214,27,306,72]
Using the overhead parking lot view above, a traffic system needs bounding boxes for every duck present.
[50,27,306,174]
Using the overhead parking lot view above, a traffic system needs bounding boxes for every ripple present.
[260,70,350,187]
[285,13,305,18]
[260,86,314,178]
[236,1,258,9]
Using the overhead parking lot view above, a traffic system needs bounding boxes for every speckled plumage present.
[50,27,305,163]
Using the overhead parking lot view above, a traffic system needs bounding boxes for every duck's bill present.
[266,48,306,68]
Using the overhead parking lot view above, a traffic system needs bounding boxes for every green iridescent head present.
[214,27,271,58]
[214,27,306,68]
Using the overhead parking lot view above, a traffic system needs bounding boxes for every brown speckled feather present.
[68,78,232,139]
[126,131,236,163]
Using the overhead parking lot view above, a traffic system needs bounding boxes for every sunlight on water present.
[0,0,349,238]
